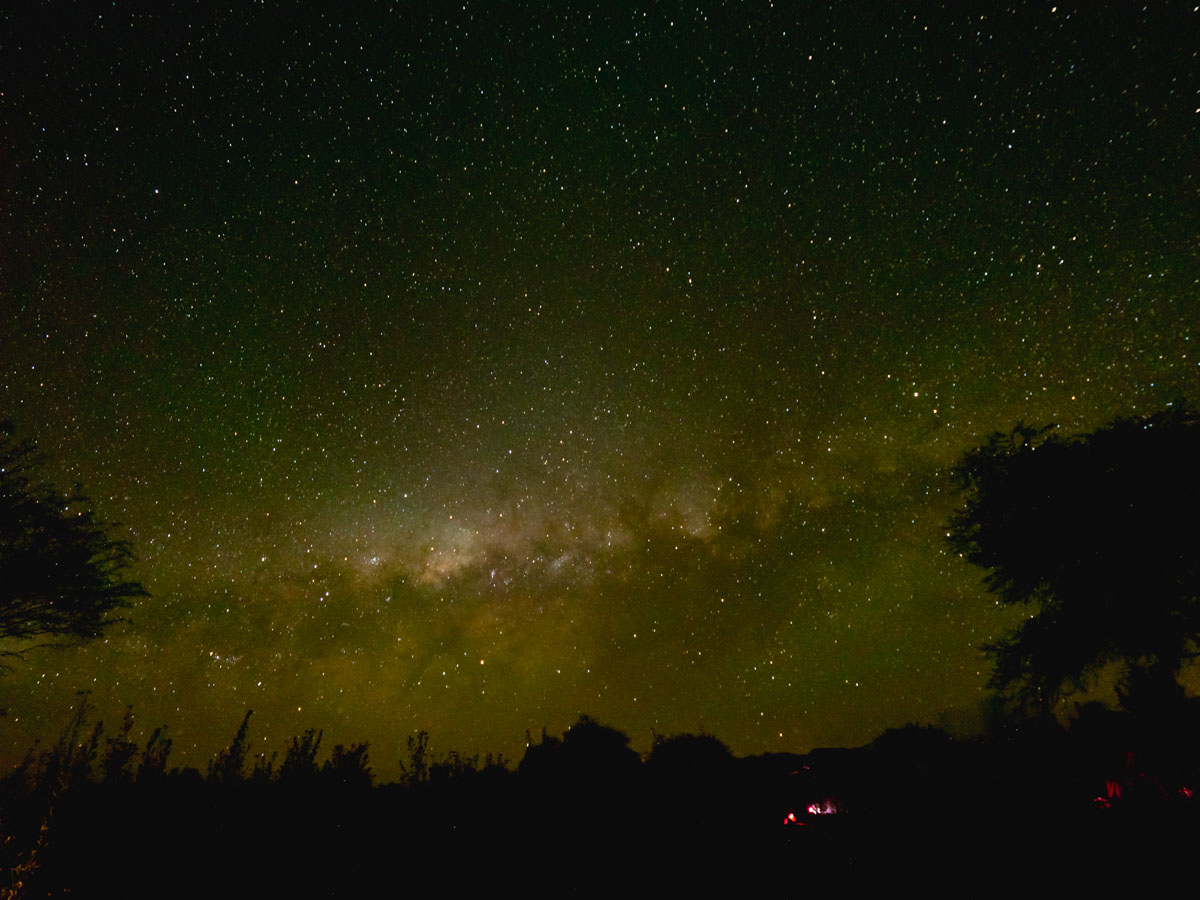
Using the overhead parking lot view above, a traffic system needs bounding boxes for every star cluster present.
[1,2,1196,774]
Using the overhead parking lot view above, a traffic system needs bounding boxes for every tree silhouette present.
[0,422,146,665]
[947,408,1200,714]
[646,731,733,779]
[208,709,254,784]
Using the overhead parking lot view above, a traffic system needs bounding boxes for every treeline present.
[3,701,1200,894]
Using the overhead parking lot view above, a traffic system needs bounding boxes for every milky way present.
[2,2,1196,775]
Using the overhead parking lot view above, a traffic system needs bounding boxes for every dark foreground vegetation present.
[3,700,1199,895]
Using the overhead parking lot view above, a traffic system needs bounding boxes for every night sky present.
[2,1,1196,776]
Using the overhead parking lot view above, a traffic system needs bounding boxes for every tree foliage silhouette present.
[208,709,254,784]
[947,409,1200,713]
[0,422,146,664]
